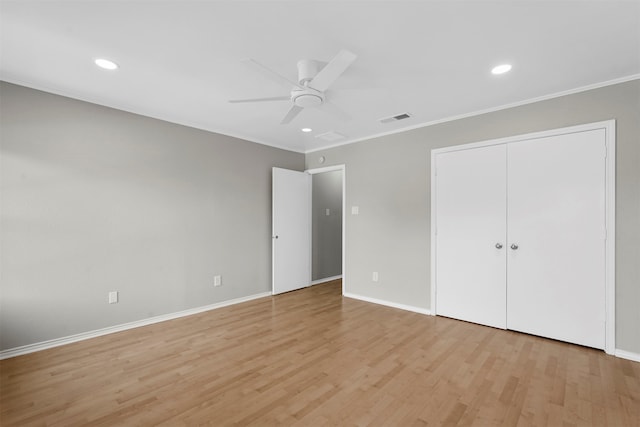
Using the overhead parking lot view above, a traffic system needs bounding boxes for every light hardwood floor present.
[1,280,638,426]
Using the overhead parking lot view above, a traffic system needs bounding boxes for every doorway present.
[272,165,345,295]
[430,120,616,353]
[311,169,343,284]
[308,165,345,293]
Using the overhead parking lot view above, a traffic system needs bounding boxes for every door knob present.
[273,235,279,239]
[511,243,518,250]
[495,243,503,249]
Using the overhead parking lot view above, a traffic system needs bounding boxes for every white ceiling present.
[2,1,639,153]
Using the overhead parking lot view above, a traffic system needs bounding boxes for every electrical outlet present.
[214,275,222,287]
[372,272,379,282]
[108,291,118,304]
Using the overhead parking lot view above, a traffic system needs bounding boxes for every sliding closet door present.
[435,145,507,329]
[507,130,606,349]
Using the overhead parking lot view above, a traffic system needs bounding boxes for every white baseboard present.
[344,294,640,363]
[311,275,342,285]
[343,292,432,316]
[0,291,271,360]
[5,289,636,364]
[615,349,640,363]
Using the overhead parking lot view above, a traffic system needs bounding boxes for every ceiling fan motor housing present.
[297,59,319,85]
[293,60,324,107]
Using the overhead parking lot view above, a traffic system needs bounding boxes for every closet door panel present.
[507,130,606,349]
[435,145,507,329]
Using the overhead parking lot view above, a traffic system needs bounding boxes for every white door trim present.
[307,164,346,296]
[430,120,616,354]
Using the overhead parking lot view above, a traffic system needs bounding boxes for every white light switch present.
[325,208,331,216]
[351,206,359,215]
[108,291,118,304]
[372,272,379,282]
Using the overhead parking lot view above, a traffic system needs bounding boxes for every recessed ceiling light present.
[301,128,312,133]
[95,58,119,70]
[491,64,512,75]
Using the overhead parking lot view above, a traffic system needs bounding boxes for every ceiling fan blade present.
[320,101,351,121]
[229,96,290,103]
[308,49,357,92]
[281,105,304,125]
[242,58,305,90]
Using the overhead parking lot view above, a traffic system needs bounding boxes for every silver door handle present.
[495,243,503,249]
[511,243,518,250]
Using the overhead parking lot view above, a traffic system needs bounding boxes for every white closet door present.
[435,145,507,329]
[507,129,606,349]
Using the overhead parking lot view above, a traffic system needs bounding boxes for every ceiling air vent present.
[379,112,412,124]
[315,131,346,142]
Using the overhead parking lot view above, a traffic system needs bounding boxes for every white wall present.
[0,82,304,351]
[306,79,640,355]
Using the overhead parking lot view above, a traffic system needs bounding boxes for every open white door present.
[272,167,311,295]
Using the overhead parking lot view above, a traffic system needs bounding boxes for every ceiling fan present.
[229,49,357,125]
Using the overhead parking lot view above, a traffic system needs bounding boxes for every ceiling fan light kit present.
[292,88,324,108]
[229,49,357,124]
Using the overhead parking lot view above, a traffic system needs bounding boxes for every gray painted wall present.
[305,80,640,354]
[312,171,342,281]
[0,82,304,351]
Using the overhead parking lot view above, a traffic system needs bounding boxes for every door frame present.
[430,120,616,354]
[307,164,346,295]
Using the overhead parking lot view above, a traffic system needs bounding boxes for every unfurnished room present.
[0,1,639,425]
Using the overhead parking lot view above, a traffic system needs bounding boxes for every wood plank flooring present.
[1,280,639,426]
